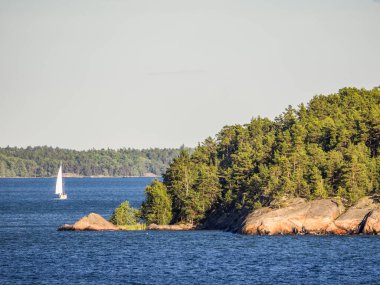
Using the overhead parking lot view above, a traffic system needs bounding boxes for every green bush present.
[109,200,140,226]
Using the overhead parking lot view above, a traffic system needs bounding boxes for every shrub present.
[109,200,140,226]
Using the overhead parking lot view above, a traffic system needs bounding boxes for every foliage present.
[160,87,380,225]
[109,200,140,226]
[163,139,220,224]
[141,180,173,225]
[0,147,183,177]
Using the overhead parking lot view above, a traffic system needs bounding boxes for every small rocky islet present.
[59,196,380,235]
[58,213,194,231]
[58,213,119,231]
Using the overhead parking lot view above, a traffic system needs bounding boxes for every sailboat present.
[55,164,67,200]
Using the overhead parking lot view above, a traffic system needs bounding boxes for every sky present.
[0,0,379,150]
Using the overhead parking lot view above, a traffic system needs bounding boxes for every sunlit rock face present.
[241,198,344,235]
[58,213,119,231]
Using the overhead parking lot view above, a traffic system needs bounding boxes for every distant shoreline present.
[0,175,161,179]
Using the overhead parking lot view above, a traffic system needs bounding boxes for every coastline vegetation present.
[139,87,380,226]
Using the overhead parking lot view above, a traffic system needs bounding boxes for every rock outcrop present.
[241,198,344,235]
[147,223,195,231]
[58,213,119,231]
[201,208,250,232]
[326,197,378,234]
[240,197,380,235]
[363,209,380,234]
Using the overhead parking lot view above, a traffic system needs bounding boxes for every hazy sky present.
[1,0,379,149]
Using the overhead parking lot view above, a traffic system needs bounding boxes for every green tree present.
[109,200,139,226]
[339,144,372,204]
[141,180,172,225]
[163,150,197,223]
[310,166,327,199]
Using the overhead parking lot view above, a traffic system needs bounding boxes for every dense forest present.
[141,87,380,225]
[0,146,182,177]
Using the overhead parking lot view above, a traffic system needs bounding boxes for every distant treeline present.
[0,146,184,177]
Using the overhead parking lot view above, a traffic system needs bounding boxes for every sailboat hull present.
[58,193,67,200]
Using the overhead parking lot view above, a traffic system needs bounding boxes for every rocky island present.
[59,87,380,236]
[59,196,380,235]
[58,213,119,231]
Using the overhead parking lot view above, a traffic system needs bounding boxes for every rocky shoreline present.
[208,196,380,235]
[58,213,194,231]
[147,223,195,231]
[58,197,380,235]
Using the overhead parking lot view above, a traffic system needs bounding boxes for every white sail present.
[55,165,63,195]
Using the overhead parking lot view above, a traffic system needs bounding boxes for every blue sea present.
[0,178,379,285]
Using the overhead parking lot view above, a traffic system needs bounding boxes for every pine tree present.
[310,166,327,199]
[339,144,372,204]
